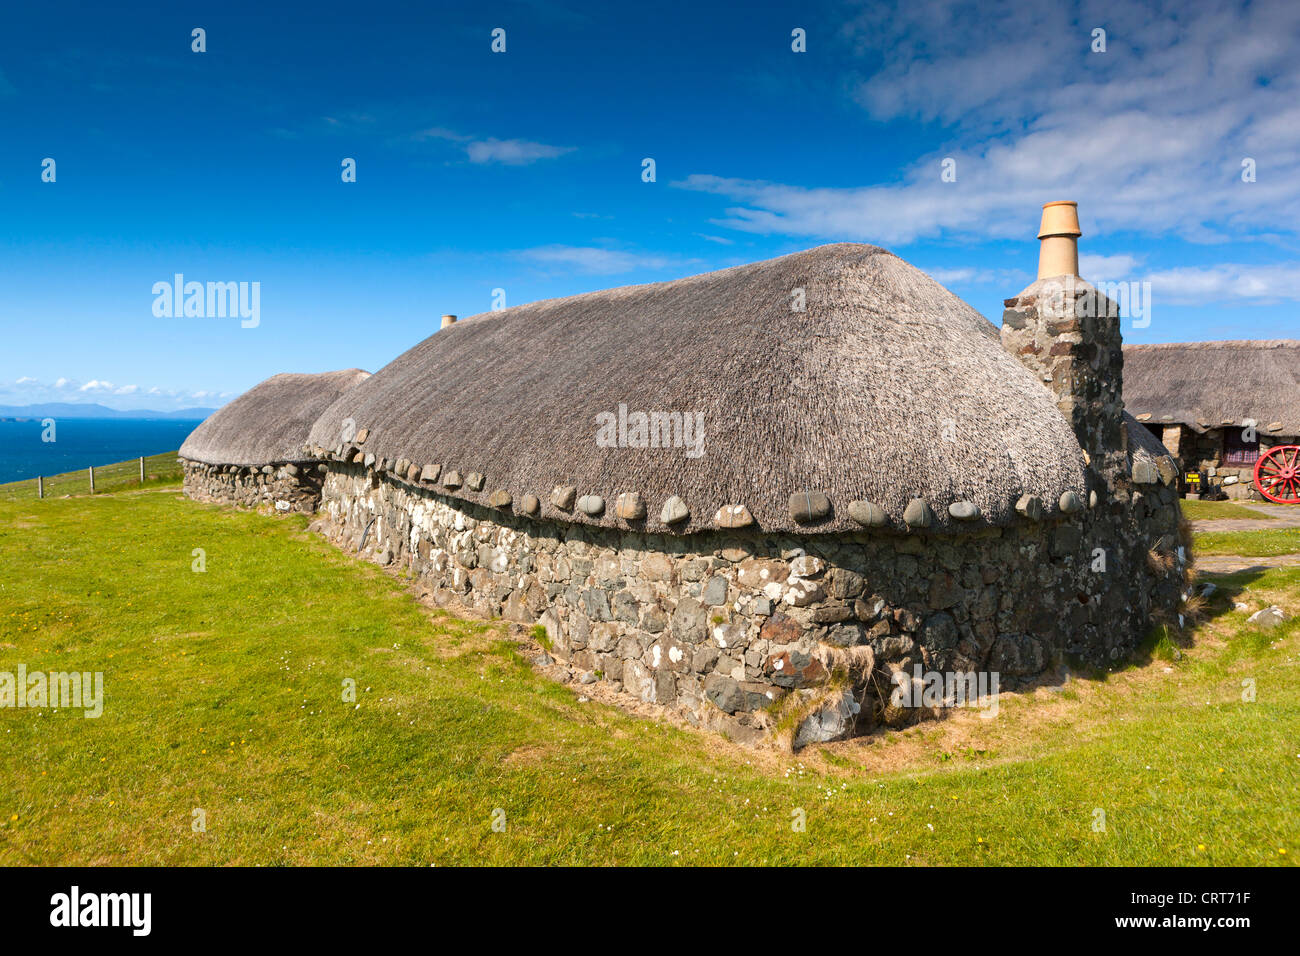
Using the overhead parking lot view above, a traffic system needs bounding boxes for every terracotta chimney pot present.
[1036,201,1081,279]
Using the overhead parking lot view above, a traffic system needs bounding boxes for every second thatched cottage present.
[291,201,1186,744]
[1124,340,1300,499]
[180,368,370,512]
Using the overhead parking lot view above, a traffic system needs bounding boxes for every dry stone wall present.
[181,460,325,513]
[313,462,1186,745]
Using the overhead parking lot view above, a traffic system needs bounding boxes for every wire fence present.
[0,451,184,502]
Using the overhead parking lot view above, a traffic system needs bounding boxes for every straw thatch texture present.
[310,244,1088,534]
[1124,411,1171,467]
[1123,340,1300,435]
[181,369,370,466]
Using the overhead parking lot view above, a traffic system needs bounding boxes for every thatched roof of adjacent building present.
[1123,340,1300,436]
[1124,411,1171,467]
[180,369,370,466]
[309,244,1090,534]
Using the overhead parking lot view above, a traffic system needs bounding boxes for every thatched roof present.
[309,244,1090,534]
[1123,340,1300,436]
[180,369,370,466]
[1124,411,1171,467]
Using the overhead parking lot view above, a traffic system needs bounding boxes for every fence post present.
[89,466,95,494]
[37,476,44,499]
[140,456,145,484]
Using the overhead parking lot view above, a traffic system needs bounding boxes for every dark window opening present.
[1223,428,1260,466]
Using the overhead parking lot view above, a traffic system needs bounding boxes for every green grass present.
[1,487,1297,865]
[1194,528,1300,557]
[0,450,183,502]
[1180,498,1278,522]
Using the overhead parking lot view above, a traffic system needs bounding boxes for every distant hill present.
[0,402,215,420]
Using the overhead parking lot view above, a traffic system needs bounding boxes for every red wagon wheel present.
[1254,444,1300,504]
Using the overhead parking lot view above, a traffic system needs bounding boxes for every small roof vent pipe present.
[1036,201,1081,279]
[440,314,457,329]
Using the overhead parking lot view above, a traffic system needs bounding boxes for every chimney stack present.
[1036,200,1082,279]
[1002,201,1128,485]
[440,314,457,329]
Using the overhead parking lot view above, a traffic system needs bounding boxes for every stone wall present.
[181,460,325,513]
[313,462,1186,746]
[1001,277,1128,486]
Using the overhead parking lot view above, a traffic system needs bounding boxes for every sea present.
[0,418,206,485]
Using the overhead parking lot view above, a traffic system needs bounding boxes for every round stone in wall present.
[788,491,831,523]
[660,495,690,525]
[714,504,754,529]
[1015,494,1043,520]
[847,500,887,527]
[948,500,980,520]
[1156,457,1178,486]
[615,492,646,520]
[1131,460,1159,484]
[902,498,932,528]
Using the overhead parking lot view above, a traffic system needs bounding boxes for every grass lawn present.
[1194,529,1300,557]
[0,450,183,502]
[0,485,1296,865]
[1180,498,1277,522]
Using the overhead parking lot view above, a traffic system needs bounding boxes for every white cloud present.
[1079,254,1142,279]
[678,0,1300,247]
[413,127,574,165]
[517,245,694,275]
[923,255,1300,303]
[1146,263,1300,304]
[922,266,1031,286]
[0,376,223,410]
[465,138,574,165]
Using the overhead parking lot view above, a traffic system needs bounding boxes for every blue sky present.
[1,0,1297,411]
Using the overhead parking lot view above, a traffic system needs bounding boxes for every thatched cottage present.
[180,368,370,511]
[1124,340,1300,499]
[292,201,1186,744]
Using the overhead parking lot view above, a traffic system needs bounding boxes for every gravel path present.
[1196,553,1300,574]
[1193,502,1300,533]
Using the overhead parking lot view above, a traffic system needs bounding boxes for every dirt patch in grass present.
[499,744,555,767]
